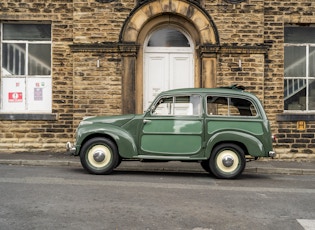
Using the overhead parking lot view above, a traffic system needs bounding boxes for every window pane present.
[284,46,306,77]
[173,96,190,115]
[285,26,315,43]
[152,95,201,116]
[173,95,201,116]
[28,44,51,75]
[309,80,315,110]
[3,24,51,41]
[230,98,257,116]
[2,43,26,76]
[207,96,257,116]
[190,95,202,116]
[309,47,315,77]
[284,79,306,110]
[207,96,228,116]
[153,96,173,115]
[148,28,190,47]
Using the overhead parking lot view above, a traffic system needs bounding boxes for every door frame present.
[119,2,219,114]
[133,14,216,114]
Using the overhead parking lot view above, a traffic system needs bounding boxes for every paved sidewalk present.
[0,152,314,175]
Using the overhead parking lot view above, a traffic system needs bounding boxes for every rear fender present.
[205,131,265,158]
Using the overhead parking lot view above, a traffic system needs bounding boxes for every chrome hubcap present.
[93,150,106,162]
[222,155,234,167]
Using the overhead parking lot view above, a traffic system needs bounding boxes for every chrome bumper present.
[66,142,76,152]
[268,151,276,158]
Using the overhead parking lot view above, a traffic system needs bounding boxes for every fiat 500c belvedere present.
[66,86,275,179]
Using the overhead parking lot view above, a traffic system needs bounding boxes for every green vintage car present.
[66,86,275,179]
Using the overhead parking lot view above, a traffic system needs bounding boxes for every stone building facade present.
[0,0,314,160]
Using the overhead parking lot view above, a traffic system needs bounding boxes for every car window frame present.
[205,94,260,118]
[150,94,203,117]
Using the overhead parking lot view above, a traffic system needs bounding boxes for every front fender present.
[76,124,138,158]
[205,131,265,158]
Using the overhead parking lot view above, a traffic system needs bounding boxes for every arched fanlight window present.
[148,28,190,47]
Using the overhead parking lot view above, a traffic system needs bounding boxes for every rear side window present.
[207,96,257,117]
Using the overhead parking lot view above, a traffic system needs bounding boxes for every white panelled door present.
[170,53,193,89]
[144,53,169,110]
[143,52,193,111]
[143,28,194,111]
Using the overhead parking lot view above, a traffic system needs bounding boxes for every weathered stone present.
[0,0,314,158]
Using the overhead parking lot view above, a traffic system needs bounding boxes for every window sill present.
[277,113,315,122]
[0,113,58,121]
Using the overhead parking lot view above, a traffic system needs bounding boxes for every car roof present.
[159,85,253,97]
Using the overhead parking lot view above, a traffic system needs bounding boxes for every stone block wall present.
[275,121,315,160]
[0,1,74,152]
[73,0,134,43]
[205,0,264,45]
[72,51,122,127]
[264,0,315,159]
[0,0,314,159]
[217,53,265,101]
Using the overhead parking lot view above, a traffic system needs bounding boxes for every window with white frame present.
[284,24,315,111]
[1,23,52,113]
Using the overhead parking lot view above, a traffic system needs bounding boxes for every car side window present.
[152,95,202,116]
[207,96,257,117]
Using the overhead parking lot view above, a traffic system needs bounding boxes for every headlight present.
[79,120,93,126]
[79,116,95,126]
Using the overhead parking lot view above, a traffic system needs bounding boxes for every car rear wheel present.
[80,137,119,175]
[210,143,246,179]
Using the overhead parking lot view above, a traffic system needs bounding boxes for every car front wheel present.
[80,137,119,175]
[210,143,246,179]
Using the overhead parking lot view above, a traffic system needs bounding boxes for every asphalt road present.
[0,164,314,230]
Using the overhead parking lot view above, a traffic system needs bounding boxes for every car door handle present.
[143,119,152,124]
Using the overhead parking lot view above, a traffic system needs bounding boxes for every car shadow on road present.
[69,166,271,180]
[113,168,271,180]
[114,169,210,177]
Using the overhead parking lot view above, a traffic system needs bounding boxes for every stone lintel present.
[200,44,268,55]
[277,113,315,122]
[70,42,139,54]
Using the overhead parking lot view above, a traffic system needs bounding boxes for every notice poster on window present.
[34,88,43,101]
[27,78,51,111]
[1,78,26,112]
[8,92,23,102]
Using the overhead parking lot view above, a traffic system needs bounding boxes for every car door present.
[139,94,204,157]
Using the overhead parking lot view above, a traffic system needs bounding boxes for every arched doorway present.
[119,0,219,114]
[143,27,194,110]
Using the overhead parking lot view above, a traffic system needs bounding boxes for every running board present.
[135,155,207,161]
